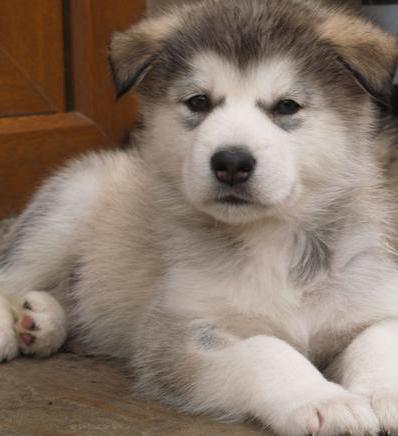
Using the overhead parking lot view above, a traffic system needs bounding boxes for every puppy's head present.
[109,0,398,225]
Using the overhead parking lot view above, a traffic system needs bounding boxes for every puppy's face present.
[144,53,370,224]
[110,0,397,225]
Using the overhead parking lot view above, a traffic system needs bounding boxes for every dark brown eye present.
[273,99,301,116]
[185,95,211,113]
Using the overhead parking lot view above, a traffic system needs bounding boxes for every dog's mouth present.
[216,195,252,206]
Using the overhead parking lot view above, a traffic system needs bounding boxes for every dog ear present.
[318,13,398,107]
[109,15,178,99]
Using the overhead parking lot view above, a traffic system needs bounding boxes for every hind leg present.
[0,158,102,359]
[0,291,67,361]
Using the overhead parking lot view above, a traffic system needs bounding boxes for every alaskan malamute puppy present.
[1,0,398,434]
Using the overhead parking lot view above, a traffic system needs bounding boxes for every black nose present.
[211,148,256,186]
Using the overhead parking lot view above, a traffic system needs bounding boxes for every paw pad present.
[20,315,36,330]
[19,332,35,346]
[17,311,38,349]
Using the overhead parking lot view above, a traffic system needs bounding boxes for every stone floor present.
[0,353,266,436]
[0,219,268,436]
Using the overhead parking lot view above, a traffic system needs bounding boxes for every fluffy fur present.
[1,1,398,434]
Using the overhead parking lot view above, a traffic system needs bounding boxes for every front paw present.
[367,390,398,435]
[275,385,379,436]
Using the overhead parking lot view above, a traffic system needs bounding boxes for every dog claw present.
[22,301,32,311]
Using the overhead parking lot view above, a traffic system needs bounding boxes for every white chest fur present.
[162,222,312,348]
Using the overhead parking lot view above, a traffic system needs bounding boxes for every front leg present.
[134,321,378,435]
[329,319,398,435]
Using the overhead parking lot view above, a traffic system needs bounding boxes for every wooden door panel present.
[0,51,57,116]
[0,113,109,217]
[0,0,146,218]
[69,0,146,144]
[0,0,66,117]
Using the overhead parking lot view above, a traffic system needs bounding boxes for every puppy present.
[1,1,398,434]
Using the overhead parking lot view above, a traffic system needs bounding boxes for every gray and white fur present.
[1,1,398,434]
